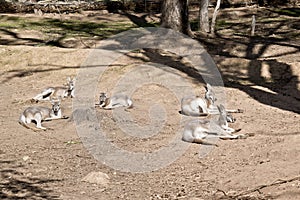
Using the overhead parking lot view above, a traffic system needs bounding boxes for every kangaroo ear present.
[219,104,225,111]
[105,89,112,97]
[217,105,221,112]
[67,77,71,82]
[206,83,212,89]
[205,83,212,92]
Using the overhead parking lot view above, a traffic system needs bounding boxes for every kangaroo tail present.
[18,115,40,132]
[179,110,209,117]
[193,138,218,146]
[18,114,30,129]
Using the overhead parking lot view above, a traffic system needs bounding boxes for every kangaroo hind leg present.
[34,113,47,130]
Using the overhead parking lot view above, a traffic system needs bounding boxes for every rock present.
[81,171,110,185]
[99,10,109,15]
[23,156,30,162]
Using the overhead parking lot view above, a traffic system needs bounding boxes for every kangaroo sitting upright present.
[182,104,251,146]
[19,99,68,131]
[96,92,133,110]
[180,83,243,118]
[32,77,75,102]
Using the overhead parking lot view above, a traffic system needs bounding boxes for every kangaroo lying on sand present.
[180,83,243,118]
[19,99,68,131]
[32,77,75,102]
[96,92,133,109]
[182,104,252,146]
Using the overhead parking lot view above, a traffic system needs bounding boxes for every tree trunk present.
[161,0,192,35]
[251,15,256,36]
[210,0,221,36]
[199,0,210,33]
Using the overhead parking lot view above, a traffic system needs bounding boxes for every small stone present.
[81,171,110,185]
[23,156,30,162]
[99,10,109,15]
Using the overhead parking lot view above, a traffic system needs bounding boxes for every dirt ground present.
[1,7,300,200]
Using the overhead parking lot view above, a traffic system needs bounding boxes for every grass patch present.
[215,20,235,29]
[273,8,300,17]
[259,17,289,23]
[0,15,137,39]
[190,19,235,31]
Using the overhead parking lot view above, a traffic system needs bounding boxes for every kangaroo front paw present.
[62,116,69,119]
[246,132,255,137]
[31,99,38,103]
[237,134,248,139]
[234,128,242,133]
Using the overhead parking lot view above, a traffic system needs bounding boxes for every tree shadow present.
[121,12,157,28]
[0,28,66,47]
[128,48,205,84]
[0,63,114,84]
[1,7,299,114]
[196,8,300,114]
[0,15,135,48]
[0,159,61,199]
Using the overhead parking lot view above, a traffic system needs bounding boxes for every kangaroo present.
[32,77,75,102]
[96,92,133,110]
[180,83,243,118]
[182,104,250,146]
[19,99,68,131]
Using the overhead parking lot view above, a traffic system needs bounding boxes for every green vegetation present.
[0,15,137,39]
[273,8,300,17]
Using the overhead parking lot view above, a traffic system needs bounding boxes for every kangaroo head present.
[217,104,236,123]
[225,112,236,123]
[217,104,235,123]
[217,104,228,126]
[51,98,61,115]
[99,92,108,105]
[66,77,76,91]
[205,83,217,104]
[217,104,226,114]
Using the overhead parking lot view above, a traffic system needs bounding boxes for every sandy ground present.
[1,8,300,200]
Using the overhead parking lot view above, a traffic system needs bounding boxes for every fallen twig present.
[217,176,300,199]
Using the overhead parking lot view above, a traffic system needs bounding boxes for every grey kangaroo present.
[96,92,133,109]
[182,104,251,146]
[32,77,75,102]
[180,83,243,118]
[19,99,68,131]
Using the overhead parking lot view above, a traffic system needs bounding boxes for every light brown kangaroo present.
[182,104,251,146]
[32,77,75,102]
[96,92,133,110]
[19,99,68,131]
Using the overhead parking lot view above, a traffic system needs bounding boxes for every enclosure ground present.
[0,7,300,199]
